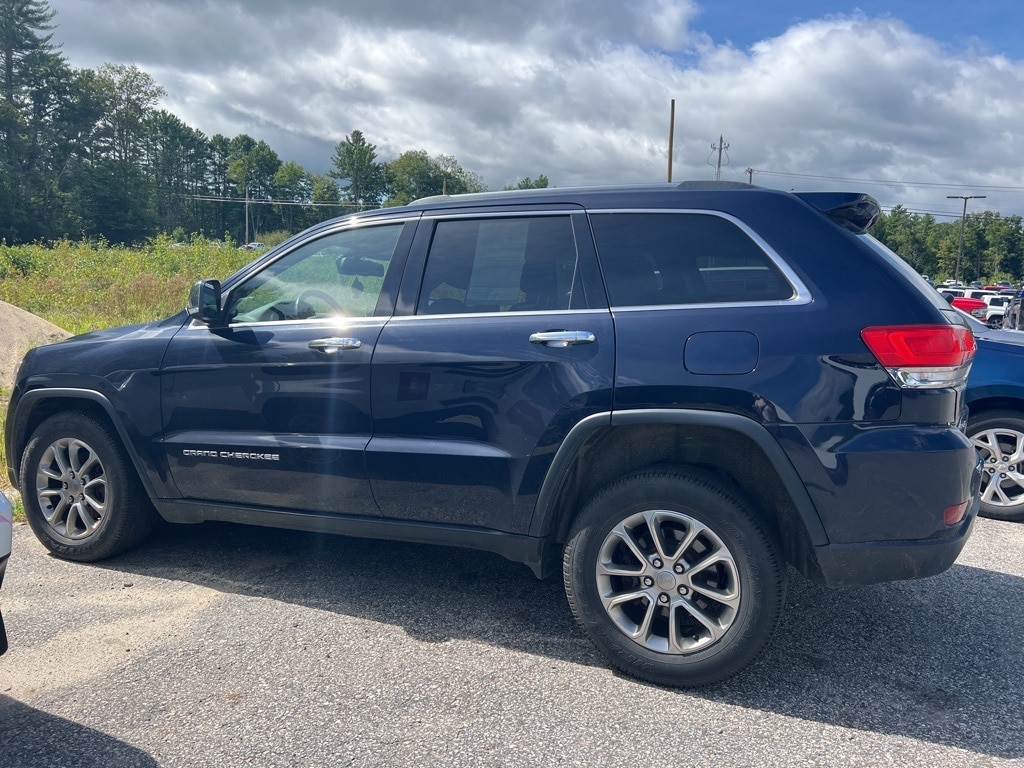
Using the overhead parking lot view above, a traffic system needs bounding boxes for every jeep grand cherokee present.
[5,182,982,686]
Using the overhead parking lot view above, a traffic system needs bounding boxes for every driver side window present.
[227,224,402,323]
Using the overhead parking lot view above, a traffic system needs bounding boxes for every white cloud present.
[48,1,1024,215]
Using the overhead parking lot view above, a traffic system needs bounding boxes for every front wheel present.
[20,412,157,561]
[563,468,786,687]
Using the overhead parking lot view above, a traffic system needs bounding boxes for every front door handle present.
[529,331,596,348]
[308,337,363,354]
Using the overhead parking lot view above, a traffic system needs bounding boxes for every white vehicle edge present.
[0,493,11,655]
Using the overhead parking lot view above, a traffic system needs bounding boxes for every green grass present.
[0,233,290,520]
[0,234,266,334]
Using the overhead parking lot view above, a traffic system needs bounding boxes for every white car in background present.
[0,493,10,654]
[983,294,1012,328]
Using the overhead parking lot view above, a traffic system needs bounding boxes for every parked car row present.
[933,279,1024,521]
[1001,283,1024,330]
[913,278,1024,520]
[938,284,1018,328]
[942,293,988,322]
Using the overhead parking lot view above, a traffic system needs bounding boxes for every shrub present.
[0,239,254,334]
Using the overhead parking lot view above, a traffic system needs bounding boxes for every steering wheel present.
[294,288,344,318]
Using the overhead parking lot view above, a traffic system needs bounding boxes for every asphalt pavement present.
[1,514,1022,767]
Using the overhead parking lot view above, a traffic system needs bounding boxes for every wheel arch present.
[10,389,156,497]
[529,409,828,579]
[966,393,1024,419]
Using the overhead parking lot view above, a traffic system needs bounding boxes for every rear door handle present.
[308,337,363,354]
[529,331,596,348]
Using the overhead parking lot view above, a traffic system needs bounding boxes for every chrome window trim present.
[201,207,813,330]
[212,218,414,330]
[188,315,386,332]
[586,208,812,307]
[228,215,419,284]
[419,210,580,222]
[386,308,607,323]
[188,307,608,331]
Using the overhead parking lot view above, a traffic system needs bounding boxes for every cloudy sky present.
[48,0,1024,217]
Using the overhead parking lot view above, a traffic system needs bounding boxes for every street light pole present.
[947,194,986,284]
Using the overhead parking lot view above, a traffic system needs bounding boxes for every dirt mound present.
[0,301,71,388]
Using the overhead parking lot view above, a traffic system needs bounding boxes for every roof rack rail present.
[411,180,757,206]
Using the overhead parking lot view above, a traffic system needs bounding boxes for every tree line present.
[0,0,548,246]
[871,205,1024,285]
[4,0,1022,278]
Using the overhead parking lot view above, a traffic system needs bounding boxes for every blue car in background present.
[963,312,1024,521]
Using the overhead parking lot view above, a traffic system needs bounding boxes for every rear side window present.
[417,216,581,314]
[590,213,794,307]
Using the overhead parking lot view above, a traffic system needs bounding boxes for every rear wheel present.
[563,468,786,687]
[20,412,157,561]
[967,409,1024,521]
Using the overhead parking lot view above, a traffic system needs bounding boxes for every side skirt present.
[152,499,560,579]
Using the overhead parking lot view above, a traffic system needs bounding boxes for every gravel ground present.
[1,514,1022,768]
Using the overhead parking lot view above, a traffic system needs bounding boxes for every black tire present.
[19,412,157,561]
[563,468,786,687]
[967,409,1024,522]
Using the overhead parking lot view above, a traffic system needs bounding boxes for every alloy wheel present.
[596,509,740,654]
[972,427,1024,511]
[34,437,109,540]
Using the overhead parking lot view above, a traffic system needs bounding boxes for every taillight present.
[860,325,976,389]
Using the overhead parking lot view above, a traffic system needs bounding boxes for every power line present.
[878,205,965,219]
[887,208,974,219]
[182,194,376,208]
[755,170,1024,194]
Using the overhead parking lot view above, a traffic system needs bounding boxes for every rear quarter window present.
[589,212,794,307]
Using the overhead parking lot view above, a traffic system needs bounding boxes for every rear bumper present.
[812,454,982,586]
[777,419,984,585]
[812,511,977,585]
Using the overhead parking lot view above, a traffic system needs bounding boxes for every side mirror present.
[187,279,224,326]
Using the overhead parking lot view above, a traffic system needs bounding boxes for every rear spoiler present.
[795,192,881,234]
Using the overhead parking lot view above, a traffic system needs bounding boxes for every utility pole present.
[667,99,676,183]
[746,167,754,184]
[710,135,729,181]
[947,195,986,284]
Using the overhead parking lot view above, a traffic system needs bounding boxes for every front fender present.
[7,388,163,498]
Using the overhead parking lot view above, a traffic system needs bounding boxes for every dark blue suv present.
[5,182,982,686]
